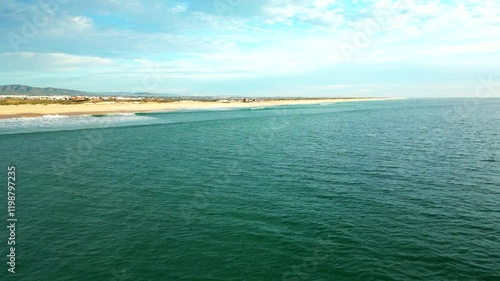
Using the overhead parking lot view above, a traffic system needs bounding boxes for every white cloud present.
[0,52,113,72]
[1,0,499,96]
[263,1,344,28]
[169,4,187,13]
[313,0,337,9]
[69,16,93,30]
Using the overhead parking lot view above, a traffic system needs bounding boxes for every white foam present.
[0,113,155,134]
[41,114,74,119]
[101,113,136,116]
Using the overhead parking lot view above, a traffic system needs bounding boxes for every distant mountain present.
[0,85,179,97]
[0,85,88,96]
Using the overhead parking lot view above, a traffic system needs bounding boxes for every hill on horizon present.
[0,84,92,96]
[0,84,178,97]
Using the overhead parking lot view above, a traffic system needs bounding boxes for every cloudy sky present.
[0,0,498,97]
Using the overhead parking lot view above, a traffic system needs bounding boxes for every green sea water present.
[1,99,499,280]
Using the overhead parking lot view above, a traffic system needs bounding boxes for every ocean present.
[1,99,499,280]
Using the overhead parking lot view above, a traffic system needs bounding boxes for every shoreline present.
[0,98,399,119]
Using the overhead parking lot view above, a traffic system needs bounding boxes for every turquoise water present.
[1,99,499,280]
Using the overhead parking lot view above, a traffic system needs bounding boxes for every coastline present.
[0,98,398,119]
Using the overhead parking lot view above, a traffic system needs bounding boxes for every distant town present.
[0,85,359,106]
[0,94,269,103]
[0,85,271,102]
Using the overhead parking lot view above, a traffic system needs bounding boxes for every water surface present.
[1,99,499,280]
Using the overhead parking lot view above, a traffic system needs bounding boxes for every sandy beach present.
[0,98,394,119]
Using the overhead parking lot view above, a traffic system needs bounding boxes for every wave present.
[0,102,338,135]
[134,107,257,117]
[0,113,155,135]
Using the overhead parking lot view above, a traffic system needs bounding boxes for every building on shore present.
[69,96,86,101]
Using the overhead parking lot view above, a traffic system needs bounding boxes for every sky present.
[0,0,499,97]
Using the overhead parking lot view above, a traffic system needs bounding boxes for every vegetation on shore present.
[0,98,178,106]
[0,97,368,106]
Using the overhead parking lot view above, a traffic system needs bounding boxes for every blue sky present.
[0,0,498,97]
